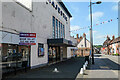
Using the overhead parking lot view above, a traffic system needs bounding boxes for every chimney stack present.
[83,33,86,38]
[112,35,115,40]
[77,34,79,38]
[107,35,110,40]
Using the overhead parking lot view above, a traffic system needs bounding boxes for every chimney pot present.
[83,33,86,38]
[112,35,115,40]
[77,34,79,38]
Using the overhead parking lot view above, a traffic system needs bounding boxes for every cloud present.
[112,4,118,11]
[70,25,80,31]
[88,11,104,23]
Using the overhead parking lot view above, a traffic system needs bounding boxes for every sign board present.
[19,33,36,45]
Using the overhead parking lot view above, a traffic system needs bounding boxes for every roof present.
[58,1,72,17]
[111,37,120,44]
[103,37,111,46]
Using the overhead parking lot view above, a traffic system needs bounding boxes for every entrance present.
[48,46,60,63]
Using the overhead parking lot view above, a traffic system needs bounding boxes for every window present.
[16,0,32,11]
[63,25,65,38]
[81,45,83,47]
[52,16,55,38]
[58,21,61,38]
[61,23,63,38]
[56,19,58,38]
[38,43,44,57]
[52,16,65,39]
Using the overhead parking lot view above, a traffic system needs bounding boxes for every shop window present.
[38,43,44,57]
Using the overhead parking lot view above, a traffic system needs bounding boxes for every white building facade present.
[0,0,74,71]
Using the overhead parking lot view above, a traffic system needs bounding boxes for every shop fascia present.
[48,0,68,21]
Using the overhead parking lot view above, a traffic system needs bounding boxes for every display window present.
[2,43,30,73]
[38,43,44,57]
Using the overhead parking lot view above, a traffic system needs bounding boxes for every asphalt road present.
[76,54,120,79]
[3,57,85,80]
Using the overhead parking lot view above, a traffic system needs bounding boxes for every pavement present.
[76,54,120,80]
[2,57,85,80]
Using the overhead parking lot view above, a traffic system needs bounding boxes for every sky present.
[63,1,118,45]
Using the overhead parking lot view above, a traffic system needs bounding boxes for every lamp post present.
[89,0,101,64]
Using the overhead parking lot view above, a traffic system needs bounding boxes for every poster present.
[19,33,36,45]
[38,43,44,57]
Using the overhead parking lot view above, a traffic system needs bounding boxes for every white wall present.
[77,38,90,48]
[2,1,71,68]
[30,2,71,67]
[112,44,116,54]
[0,0,1,30]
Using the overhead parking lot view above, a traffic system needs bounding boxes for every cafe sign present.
[19,33,36,45]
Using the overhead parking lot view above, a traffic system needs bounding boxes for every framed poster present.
[38,43,44,57]
[19,33,36,45]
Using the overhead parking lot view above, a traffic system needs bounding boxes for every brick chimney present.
[107,35,110,40]
[83,33,86,38]
[112,35,115,40]
[77,34,79,38]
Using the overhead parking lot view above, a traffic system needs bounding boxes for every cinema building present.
[0,0,75,73]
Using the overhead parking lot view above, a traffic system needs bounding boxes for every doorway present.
[48,46,60,63]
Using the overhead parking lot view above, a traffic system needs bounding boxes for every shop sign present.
[19,33,36,45]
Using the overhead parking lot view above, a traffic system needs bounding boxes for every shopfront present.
[47,38,75,63]
[2,44,31,73]
[48,46,60,63]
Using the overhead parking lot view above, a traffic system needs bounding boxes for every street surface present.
[3,54,120,80]
[76,54,120,79]
[3,57,85,80]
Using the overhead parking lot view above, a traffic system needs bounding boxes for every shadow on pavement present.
[88,58,120,70]
[2,57,85,79]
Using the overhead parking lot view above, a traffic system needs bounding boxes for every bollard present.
[83,65,86,70]
[53,68,59,72]
[80,68,84,75]
[86,61,88,65]
[85,62,87,67]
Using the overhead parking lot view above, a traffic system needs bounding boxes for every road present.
[3,57,85,80]
[76,54,120,79]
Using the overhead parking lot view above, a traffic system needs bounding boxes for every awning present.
[47,38,76,47]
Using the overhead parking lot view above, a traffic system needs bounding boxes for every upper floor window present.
[52,16,65,39]
[52,16,55,38]
[58,21,61,38]
[56,19,58,38]
[63,25,65,38]
[61,23,63,38]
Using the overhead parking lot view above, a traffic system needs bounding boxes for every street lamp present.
[89,0,102,64]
